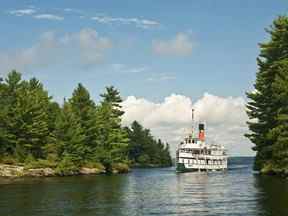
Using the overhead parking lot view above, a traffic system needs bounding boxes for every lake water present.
[0,157,287,216]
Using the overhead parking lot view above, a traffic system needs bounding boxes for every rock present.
[79,167,105,175]
[0,164,57,177]
[24,168,56,177]
[0,164,24,177]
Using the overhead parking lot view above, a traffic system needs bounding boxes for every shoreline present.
[0,163,173,178]
[0,163,127,178]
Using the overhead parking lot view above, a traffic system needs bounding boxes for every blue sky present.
[1,0,287,101]
[1,0,287,155]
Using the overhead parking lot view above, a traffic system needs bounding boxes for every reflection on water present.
[255,175,288,216]
[0,157,287,216]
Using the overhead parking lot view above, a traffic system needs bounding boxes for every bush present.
[83,161,105,170]
[55,155,79,176]
[0,155,18,165]
[137,154,150,165]
[24,159,57,169]
[112,162,130,174]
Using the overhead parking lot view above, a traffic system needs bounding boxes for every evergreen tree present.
[54,102,87,165]
[0,71,171,174]
[246,16,288,173]
[96,86,129,172]
[126,121,146,162]
[0,77,8,155]
[127,121,172,167]
[268,59,288,174]
[100,86,124,118]
[0,72,53,160]
[69,83,98,153]
[0,71,23,156]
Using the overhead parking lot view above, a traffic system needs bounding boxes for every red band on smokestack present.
[199,130,205,141]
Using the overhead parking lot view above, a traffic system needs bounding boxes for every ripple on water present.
[0,158,288,216]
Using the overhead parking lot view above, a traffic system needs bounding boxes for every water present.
[0,157,287,216]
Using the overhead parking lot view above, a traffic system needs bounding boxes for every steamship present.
[176,110,228,172]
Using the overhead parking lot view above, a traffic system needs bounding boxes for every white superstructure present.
[176,110,228,172]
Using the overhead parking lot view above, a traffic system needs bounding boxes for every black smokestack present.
[199,123,205,131]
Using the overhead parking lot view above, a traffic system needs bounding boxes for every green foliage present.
[0,155,18,165]
[24,159,57,169]
[137,154,150,165]
[95,87,130,172]
[69,83,98,151]
[55,154,79,176]
[83,161,105,170]
[0,71,172,175]
[127,121,172,167]
[0,71,54,160]
[246,16,288,176]
[54,102,87,166]
[112,163,130,173]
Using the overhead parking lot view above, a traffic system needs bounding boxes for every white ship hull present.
[176,152,228,172]
[176,161,227,172]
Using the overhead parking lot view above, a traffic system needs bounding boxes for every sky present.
[1,0,288,156]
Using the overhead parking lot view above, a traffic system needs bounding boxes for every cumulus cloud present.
[91,15,160,29]
[33,14,64,21]
[121,93,253,156]
[0,29,112,75]
[153,33,193,56]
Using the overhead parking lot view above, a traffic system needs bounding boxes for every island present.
[0,72,172,177]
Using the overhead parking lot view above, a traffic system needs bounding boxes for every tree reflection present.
[254,175,288,216]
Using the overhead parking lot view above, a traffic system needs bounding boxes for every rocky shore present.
[0,164,107,177]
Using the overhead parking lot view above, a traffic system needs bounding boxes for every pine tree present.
[0,71,23,156]
[96,86,129,171]
[246,16,288,173]
[55,102,87,165]
[100,86,124,119]
[126,121,172,167]
[0,72,53,161]
[127,121,145,162]
[69,83,98,153]
[0,77,8,155]
[268,59,288,174]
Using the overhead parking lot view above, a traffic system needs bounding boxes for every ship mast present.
[191,108,195,137]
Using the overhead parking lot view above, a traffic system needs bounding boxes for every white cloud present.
[62,28,112,65]
[111,64,147,74]
[9,9,36,16]
[146,73,176,81]
[8,9,64,21]
[153,33,193,56]
[33,14,64,21]
[0,32,61,75]
[63,8,82,13]
[0,29,112,75]
[91,15,160,29]
[121,93,253,156]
